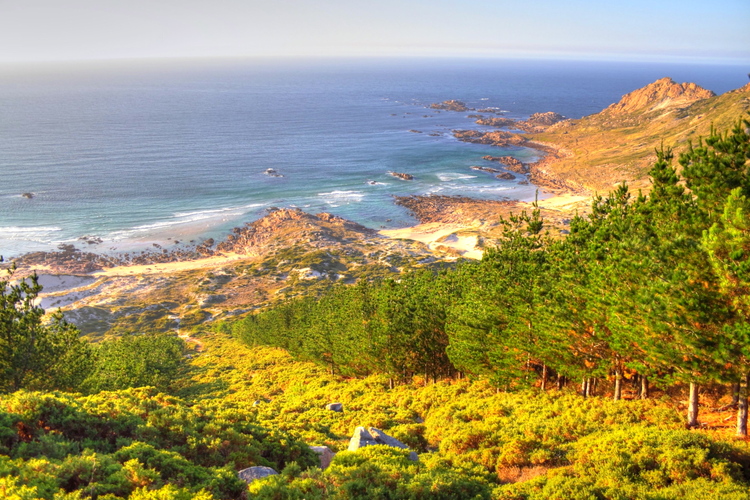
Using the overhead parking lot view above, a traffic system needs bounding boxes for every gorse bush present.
[4,334,750,498]
[0,386,317,499]
[180,335,750,499]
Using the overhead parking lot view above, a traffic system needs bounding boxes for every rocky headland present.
[452,78,750,194]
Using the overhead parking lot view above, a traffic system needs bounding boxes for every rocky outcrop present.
[470,165,501,174]
[429,100,469,112]
[482,156,529,174]
[604,77,715,115]
[395,195,514,225]
[475,117,517,128]
[310,446,336,469]
[496,172,516,180]
[525,112,566,127]
[453,130,529,147]
[348,426,418,461]
[388,172,414,181]
[476,112,565,132]
[264,168,284,178]
[238,466,278,483]
[215,208,376,256]
[326,402,343,412]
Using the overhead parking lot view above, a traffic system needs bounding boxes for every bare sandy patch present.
[380,222,483,259]
[92,252,251,277]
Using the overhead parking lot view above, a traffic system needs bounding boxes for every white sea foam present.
[0,226,63,241]
[318,190,365,207]
[106,203,266,240]
[437,173,477,182]
[476,186,514,193]
[173,203,264,218]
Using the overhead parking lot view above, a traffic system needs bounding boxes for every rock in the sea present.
[310,445,336,469]
[429,99,469,112]
[471,165,501,174]
[264,168,284,178]
[238,466,278,483]
[326,402,343,412]
[348,426,418,461]
[388,172,414,181]
[495,172,516,180]
[21,192,34,199]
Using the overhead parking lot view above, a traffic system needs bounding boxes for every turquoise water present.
[0,58,747,258]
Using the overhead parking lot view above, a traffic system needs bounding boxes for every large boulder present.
[310,445,336,469]
[326,402,343,412]
[348,426,418,461]
[238,466,278,483]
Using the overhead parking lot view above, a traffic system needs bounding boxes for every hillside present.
[455,78,750,195]
[2,86,750,498]
[529,78,750,193]
[4,333,750,499]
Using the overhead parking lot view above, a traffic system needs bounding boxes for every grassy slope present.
[176,332,750,499]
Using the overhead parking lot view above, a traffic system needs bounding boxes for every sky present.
[0,0,748,64]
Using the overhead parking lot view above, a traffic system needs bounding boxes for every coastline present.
[4,97,597,275]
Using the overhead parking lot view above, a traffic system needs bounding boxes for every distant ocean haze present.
[0,57,746,257]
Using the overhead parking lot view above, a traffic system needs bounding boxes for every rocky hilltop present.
[603,77,715,116]
[217,208,377,256]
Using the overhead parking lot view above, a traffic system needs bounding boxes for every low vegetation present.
[1,116,750,498]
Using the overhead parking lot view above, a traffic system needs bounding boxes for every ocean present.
[0,57,747,258]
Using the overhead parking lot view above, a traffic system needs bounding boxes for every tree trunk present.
[388,378,394,390]
[640,376,649,400]
[732,380,741,407]
[613,369,623,401]
[557,374,565,390]
[581,377,588,398]
[541,364,548,391]
[687,382,700,428]
[737,372,749,437]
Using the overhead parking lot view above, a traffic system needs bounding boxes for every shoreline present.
[4,190,590,279]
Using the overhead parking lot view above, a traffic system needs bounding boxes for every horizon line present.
[0,51,748,68]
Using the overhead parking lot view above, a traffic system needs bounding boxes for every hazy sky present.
[1,0,748,64]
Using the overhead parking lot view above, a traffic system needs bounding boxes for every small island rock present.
[429,100,469,112]
[388,172,414,181]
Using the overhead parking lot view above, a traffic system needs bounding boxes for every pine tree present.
[0,268,92,392]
